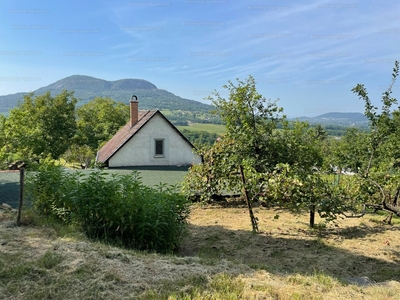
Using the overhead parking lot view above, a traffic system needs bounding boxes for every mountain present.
[0,75,213,114]
[294,112,369,127]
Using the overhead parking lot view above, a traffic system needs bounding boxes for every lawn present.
[0,203,399,299]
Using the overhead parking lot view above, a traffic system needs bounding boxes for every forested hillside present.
[0,75,213,114]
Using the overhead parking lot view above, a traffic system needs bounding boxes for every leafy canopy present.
[3,90,77,161]
[76,97,129,151]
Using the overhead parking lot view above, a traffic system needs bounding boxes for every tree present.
[208,75,284,172]
[76,97,129,151]
[0,115,9,168]
[63,144,95,168]
[352,60,399,175]
[3,90,77,161]
[350,61,400,219]
[313,124,328,141]
[184,76,338,227]
[326,128,369,174]
[279,120,324,171]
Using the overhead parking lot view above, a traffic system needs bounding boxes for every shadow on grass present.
[324,223,400,240]
[177,223,400,283]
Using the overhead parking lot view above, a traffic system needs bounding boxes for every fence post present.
[16,167,24,226]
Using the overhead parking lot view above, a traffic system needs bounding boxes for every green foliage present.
[184,76,350,225]
[25,162,78,222]
[76,97,129,151]
[277,120,324,171]
[74,170,190,252]
[0,114,8,168]
[25,164,190,253]
[352,60,399,175]
[3,90,77,161]
[322,128,369,173]
[62,144,95,168]
[209,75,284,172]
[263,164,355,222]
[346,61,400,212]
[182,138,241,202]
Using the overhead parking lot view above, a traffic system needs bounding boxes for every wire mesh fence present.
[0,170,21,209]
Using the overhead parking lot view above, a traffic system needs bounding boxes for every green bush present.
[25,165,190,253]
[25,163,78,222]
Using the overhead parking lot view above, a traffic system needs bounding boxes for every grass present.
[177,123,225,135]
[1,203,400,299]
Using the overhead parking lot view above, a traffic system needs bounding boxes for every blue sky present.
[0,0,399,117]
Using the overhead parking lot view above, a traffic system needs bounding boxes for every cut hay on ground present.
[0,204,399,299]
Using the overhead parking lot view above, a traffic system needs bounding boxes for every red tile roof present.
[96,110,157,163]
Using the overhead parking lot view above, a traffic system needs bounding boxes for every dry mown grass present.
[0,203,399,299]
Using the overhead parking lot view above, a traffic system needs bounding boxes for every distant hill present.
[294,112,369,127]
[0,75,213,114]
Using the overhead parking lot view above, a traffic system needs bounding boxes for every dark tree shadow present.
[177,223,400,283]
[322,223,400,239]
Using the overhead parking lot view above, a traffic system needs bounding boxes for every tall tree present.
[4,90,77,160]
[75,97,129,151]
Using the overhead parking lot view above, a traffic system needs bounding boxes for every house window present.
[155,139,164,157]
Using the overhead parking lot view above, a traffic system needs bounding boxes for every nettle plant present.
[25,162,78,222]
[26,163,190,253]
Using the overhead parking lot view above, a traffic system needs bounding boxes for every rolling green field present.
[177,123,225,135]
[0,167,189,209]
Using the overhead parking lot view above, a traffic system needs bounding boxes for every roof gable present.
[96,110,196,164]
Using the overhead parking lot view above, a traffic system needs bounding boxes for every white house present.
[96,96,202,168]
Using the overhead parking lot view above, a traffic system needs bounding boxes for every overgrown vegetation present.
[25,163,190,253]
[183,62,400,228]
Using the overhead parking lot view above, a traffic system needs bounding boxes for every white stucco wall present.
[108,113,202,167]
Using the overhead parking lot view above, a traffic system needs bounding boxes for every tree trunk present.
[309,204,316,228]
[239,165,259,233]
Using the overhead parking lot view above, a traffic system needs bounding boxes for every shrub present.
[25,165,190,253]
[25,163,78,222]
[74,170,190,252]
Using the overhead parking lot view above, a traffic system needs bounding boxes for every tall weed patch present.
[25,164,77,222]
[25,165,190,253]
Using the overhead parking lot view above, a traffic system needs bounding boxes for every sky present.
[0,0,399,117]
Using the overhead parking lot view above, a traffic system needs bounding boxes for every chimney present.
[130,95,138,127]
